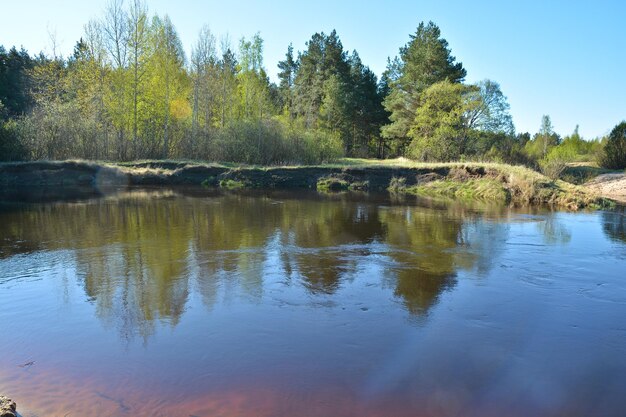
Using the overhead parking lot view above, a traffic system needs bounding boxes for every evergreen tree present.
[277,44,298,118]
[407,80,479,161]
[381,21,466,154]
[600,121,626,169]
[0,46,35,117]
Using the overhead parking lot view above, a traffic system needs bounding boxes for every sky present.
[1,0,624,139]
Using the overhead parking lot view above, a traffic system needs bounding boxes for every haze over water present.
[1,189,625,417]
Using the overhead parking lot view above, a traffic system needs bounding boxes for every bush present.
[556,134,602,162]
[599,121,626,169]
[388,176,407,193]
[0,119,26,161]
[208,119,343,165]
[539,153,568,180]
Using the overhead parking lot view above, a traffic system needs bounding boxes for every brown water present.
[1,188,625,417]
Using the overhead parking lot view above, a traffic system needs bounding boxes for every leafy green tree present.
[407,80,480,161]
[524,115,560,159]
[217,43,238,128]
[546,125,602,163]
[382,21,466,153]
[148,14,187,158]
[237,33,275,121]
[127,0,151,158]
[466,79,514,135]
[599,121,626,169]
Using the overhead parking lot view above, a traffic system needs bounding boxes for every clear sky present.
[1,0,624,138]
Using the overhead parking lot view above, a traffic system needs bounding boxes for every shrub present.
[599,121,626,169]
[209,119,343,165]
[0,119,26,161]
[539,154,568,180]
[388,176,407,193]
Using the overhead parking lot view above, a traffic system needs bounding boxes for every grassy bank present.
[0,158,614,210]
[385,163,611,210]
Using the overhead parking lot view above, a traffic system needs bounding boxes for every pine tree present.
[381,21,466,154]
[277,44,298,118]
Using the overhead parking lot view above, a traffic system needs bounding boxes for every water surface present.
[1,189,625,417]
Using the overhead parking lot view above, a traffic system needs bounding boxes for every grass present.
[219,179,246,189]
[560,162,620,185]
[410,178,509,203]
[385,163,613,210]
[316,177,349,192]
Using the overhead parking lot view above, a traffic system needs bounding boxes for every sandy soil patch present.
[586,173,626,203]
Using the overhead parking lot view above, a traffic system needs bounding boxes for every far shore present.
[0,158,618,210]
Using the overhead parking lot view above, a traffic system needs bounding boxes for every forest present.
[1,0,624,171]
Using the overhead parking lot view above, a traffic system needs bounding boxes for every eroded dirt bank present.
[0,160,448,189]
[0,160,613,209]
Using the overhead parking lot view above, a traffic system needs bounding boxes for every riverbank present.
[0,159,614,210]
[585,173,626,203]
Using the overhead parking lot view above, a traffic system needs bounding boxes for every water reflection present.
[602,208,626,243]
[3,189,626,417]
[0,189,517,342]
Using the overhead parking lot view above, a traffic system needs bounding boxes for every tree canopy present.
[1,10,617,169]
[600,121,626,169]
[381,21,466,153]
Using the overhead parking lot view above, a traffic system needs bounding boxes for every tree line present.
[1,1,624,169]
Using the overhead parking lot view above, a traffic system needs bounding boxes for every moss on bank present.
[316,175,369,192]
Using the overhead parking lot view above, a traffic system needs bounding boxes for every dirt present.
[585,173,626,203]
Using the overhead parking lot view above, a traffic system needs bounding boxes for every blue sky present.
[1,0,624,138]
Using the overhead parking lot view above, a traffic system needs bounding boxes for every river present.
[1,188,625,417]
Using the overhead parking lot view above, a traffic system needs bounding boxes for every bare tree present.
[102,0,128,69]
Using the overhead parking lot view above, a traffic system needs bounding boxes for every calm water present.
[1,188,625,417]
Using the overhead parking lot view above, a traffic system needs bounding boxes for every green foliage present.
[406,80,479,161]
[209,119,342,165]
[287,31,386,156]
[466,80,514,135]
[277,44,297,117]
[0,9,618,170]
[466,131,532,165]
[219,179,245,189]
[524,115,561,160]
[388,176,407,193]
[411,178,509,203]
[538,152,568,180]
[599,121,626,169]
[382,21,466,152]
[548,126,603,163]
[316,176,350,192]
[0,46,35,117]
[0,119,26,161]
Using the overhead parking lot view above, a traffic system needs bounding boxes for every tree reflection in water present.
[0,189,522,342]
